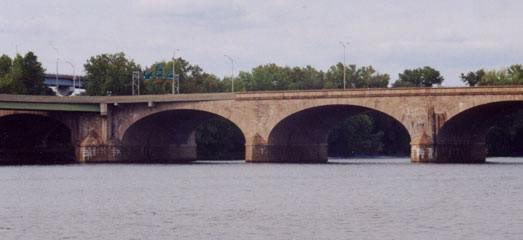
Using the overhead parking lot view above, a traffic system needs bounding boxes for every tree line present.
[81,53,446,96]
[0,52,53,95]
[0,51,521,157]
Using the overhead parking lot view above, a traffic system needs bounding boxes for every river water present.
[1,157,523,239]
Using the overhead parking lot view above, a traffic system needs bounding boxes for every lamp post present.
[339,41,349,89]
[172,49,179,94]
[224,55,234,92]
[55,58,60,90]
[49,41,60,91]
[65,61,76,95]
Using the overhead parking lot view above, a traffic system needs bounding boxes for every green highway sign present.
[143,71,152,80]
[155,65,163,79]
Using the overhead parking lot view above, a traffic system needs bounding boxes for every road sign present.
[155,64,163,79]
[143,71,152,80]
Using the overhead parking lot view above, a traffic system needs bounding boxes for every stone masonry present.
[1,86,523,163]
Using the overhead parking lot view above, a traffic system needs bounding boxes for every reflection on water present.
[1,157,522,239]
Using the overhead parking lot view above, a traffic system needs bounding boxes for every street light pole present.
[65,61,76,95]
[339,41,349,89]
[224,55,234,92]
[49,41,60,92]
[55,58,60,90]
[172,49,180,95]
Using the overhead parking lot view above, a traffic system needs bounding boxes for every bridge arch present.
[0,113,74,164]
[120,109,246,162]
[436,100,523,162]
[116,101,243,142]
[259,104,411,162]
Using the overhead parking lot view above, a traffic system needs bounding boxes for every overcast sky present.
[1,0,521,86]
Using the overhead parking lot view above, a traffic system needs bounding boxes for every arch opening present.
[328,110,411,157]
[0,114,73,165]
[436,101,523,162]
[266,105,411,162]
[195,117,246,160]
[121,110,245,162]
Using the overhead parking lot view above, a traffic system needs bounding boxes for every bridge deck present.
[0,93,235,112]
[0,92,235,104]
[1,86,523,112]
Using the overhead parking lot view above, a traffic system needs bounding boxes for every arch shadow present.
[0,114,73,165]
[266,105,411,162]
[121,109,246,162]
[436,101,523,162]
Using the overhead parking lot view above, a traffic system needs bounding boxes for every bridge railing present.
[235,86,523,100]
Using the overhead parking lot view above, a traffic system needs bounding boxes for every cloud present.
[0,0,521,86]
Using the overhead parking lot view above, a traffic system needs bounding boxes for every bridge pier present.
[77,146,121,163]
[410,132,486,163]
[410,132,435,162]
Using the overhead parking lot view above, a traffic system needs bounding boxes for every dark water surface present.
[1,157,523,239]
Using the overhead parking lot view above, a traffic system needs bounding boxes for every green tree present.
[326,111,410,157]
[507,64,523,83]
[182,65,222,93]
[324,63,345,89]
[234,63,292,91]
[8,55,26,94]
[84,52,141,96]
[234,63,388,91]
[0,54,13,93]
[392,66,444,87]
[367,111,410,155]
[142,58,222,94]
[0,54,12,78]
[20,52,50,95]
[0,52,52,95]
[328,114,385,156]
[460,69,485,86]
[299,65,325,89]
[195,117,245,160]
[353,65,390,88]
[465,64,523,86]
[324,63,390,89]
[481,69,509,85]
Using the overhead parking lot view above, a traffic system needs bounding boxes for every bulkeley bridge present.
[1,86,523,164]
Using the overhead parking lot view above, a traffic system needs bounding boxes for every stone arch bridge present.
[1,86,523,164]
